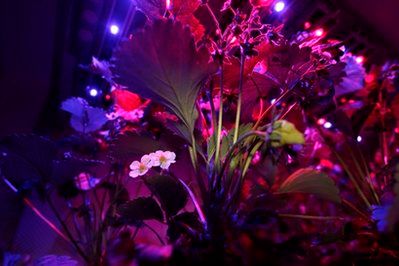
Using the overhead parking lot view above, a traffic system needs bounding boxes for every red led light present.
[314,28,324,37]
[355,55,365,64]
[365,73,375,83]
[317,118,326,125]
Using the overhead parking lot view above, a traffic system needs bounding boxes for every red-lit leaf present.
[112,89,142,111]
[241,72,281,122]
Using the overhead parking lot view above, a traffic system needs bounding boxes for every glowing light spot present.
[89,88,99,97]
[270,98,277,104]
[357,136,362,142]
[365,73,375,83]
[323,121,332,129]
[165,0,171,9]
[230,36,237,44]
[317,118,326,125]
[314,28,324,37]
[110,24,120,35]
[304,21,311,29]
[274,1,285,12]
[355,55,365,64]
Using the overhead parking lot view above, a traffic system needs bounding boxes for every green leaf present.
[220,123,253,159]
[207,135,216,162]
[144,175,188,217]
[276,168,341,203]
[117,197,164,225]
[112,19,216,136]
[165,122,193,145]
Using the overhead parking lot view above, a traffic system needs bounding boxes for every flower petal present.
[130,160,140,170]
[129,169,140,178]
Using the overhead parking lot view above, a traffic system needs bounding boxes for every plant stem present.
[2,177,86,258]
[241,141,263,177]
[176,176,207,229]
[279,103,297,120]
[253,88,290,129]
[334,151,372,209]
[342,199,372,222]
[233,52,246,143]
[46,195,89,262]
[144,223,165,245]
[226,140,262,210]
[218,131,266,182]
[189,133,207,202]
[132,226,139,239]
[214,64,224,170]
[205,3,221,34]
[278,213,345,221]
[315,125,372,209]
[348,148,380,205]
[358,147,380,204]
[190,133,198,170]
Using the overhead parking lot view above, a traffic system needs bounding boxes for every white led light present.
[323,122,332,129]
[355,56,364,64]
[274,1,285,12]
[110,24,120,35]
[89,88,98,97]
[314,28,324,37]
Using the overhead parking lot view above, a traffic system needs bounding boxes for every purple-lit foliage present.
[1,0,399,265]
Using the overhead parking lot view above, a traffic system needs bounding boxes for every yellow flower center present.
[139,163,147,172]
[159,155,167,164]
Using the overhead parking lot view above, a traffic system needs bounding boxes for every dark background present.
[0,0,399,253]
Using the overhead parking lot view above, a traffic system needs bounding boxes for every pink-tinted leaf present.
[241,72,281,121]
[91,57,113,82]
[335,56,365,96]
[112,19,216,135]
[264,44,312,85]
[194,0,234,34]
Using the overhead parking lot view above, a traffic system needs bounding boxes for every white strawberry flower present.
[129,154,153,178]
[150,150,176,170]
